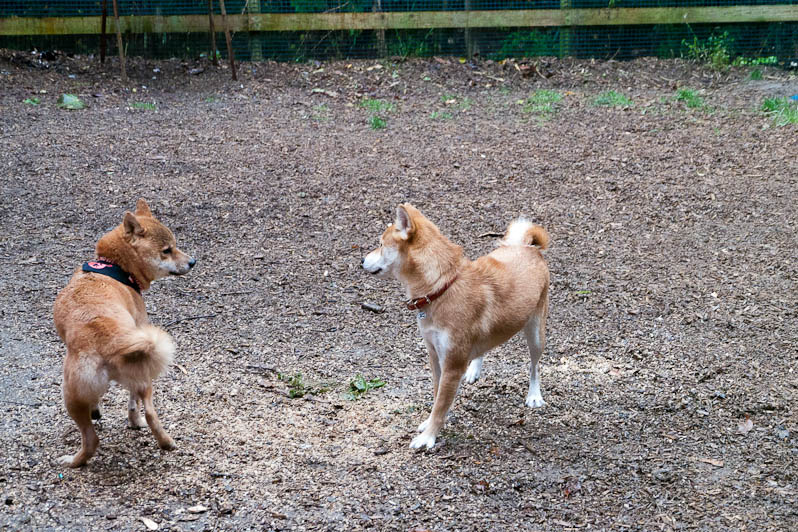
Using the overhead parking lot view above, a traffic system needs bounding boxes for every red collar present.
[405,275,458,311]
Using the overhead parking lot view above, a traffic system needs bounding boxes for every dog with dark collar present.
[53,199,195,467]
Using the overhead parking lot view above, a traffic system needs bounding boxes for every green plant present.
[494,30,556,59]
[369,115,387,129]
[675,88,704,109]
[279,373,307,398]
[681,31,732,70]
[23,97,40,105]
[359,99,394,113]
[522,89,562,115]
[311,103,329,121]
[204,95,219,103]
[345,375,385,400]
[761,97,798,126]
[749,69,763,81]
[733,56,778,67]
[130,102,156,110]
[430,110,453,120]
[593,90,633,107]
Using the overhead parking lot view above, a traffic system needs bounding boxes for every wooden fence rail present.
[2,6,797,36]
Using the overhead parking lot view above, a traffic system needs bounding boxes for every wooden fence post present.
[559,0,572,58]
[219,0,237,80]
[208,0,219,65]
[374,0,386,58]
[111,0,126,82]
[100,0,107,63]
[249,0,263,61]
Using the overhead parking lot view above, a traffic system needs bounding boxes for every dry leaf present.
[738,416,753,435]
[698,457,724,467]
[140,517,158,530]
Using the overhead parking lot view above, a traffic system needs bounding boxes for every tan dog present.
[53,199,195,467]
[363,204,550,449]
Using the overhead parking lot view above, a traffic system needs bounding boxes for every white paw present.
[417,417,431,433]
[464,359,482,384]
[409,432,437,450]
[128,418,147,430]
[525,395,546,408]
[58,454,75,466]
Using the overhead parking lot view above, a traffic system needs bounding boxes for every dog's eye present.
[163,247,173,255]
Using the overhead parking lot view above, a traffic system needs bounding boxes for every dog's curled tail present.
[503,219,550,250]
[111,325,175,382]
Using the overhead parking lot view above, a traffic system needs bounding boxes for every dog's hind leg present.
[59,398,99,467]
[138,385,176,450]
[127,393,146,429]
[523,312,547,408]
[464,356,483,384]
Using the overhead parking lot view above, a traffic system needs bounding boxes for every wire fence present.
[1,1,797,64]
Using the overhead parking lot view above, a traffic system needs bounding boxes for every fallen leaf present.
[140,517,158,530]
[738,416,753,435]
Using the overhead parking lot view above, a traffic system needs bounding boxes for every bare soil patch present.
[1,51,796,531]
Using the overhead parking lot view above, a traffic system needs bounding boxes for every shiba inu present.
[362,204,550,450]
[53,199,195,467]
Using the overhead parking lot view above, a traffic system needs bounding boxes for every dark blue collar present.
[82,258,141,293]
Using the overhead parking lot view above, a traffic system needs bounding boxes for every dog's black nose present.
[361,257,365,266]
[188,258,196,268]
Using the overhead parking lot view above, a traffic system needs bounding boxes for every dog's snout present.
[188,257,196,269]
[361,257,365,266]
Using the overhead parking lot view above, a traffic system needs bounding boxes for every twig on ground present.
[162,314,216,328]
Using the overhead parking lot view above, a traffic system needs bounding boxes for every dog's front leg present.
[417,339,442,433]
[410,361,465,450]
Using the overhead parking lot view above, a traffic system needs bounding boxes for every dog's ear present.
[395,204,416,240]
[135,199,153,217]
[123,212,145,239]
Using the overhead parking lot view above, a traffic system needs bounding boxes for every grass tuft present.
[593,91,633,107]
[761,97,798,126]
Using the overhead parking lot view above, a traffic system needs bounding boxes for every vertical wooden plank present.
[208,0,219,66]
[100,0,107,63]
[249,0,263,61]
[559,0,572,58]
[111,0,127,82]
[464,0,473,58]
[374,0,386,58]
[219,0,237,80]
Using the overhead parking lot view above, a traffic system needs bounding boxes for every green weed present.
[675,88,704,109]
[204,95,219,103]
[345,375,386,400]
[522,89,562,115]
[369,115,387,129]
[593,90,633,107]
[749,69,763,81]
[311,103,329,121]
[360,98,395,113]
[23,97,40,105]
[761,97,798,126]
[681,31,732,70]
[430,110,453,120]
[130,102,156,110]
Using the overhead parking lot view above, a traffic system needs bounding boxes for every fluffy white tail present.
[111,325,175,383]
[503,219,550,250]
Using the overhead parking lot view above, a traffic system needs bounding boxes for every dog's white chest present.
[418,319,451,362]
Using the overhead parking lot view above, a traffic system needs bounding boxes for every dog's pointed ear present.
[395,204,416,240]
[135,199,152,217]
[123,211,145,239]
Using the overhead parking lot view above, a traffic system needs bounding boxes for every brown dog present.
[53,199,195,467]
[362,204,550,449]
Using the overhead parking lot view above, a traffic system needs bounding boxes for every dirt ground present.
[1,49,797,531]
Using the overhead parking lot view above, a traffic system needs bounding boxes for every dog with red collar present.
[363,204,550,450]
[53,199,195,467]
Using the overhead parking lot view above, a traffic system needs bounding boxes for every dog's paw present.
[525,395,546,408]
[58,454,81,467]
[158,437,177,451]
[127,418,147,430]
[416,417,431,433]
[409,433,437,450]
[464,358,483,384]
